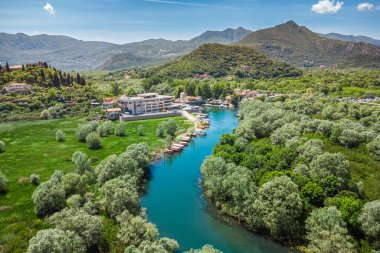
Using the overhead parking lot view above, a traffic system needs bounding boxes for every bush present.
[115,122,126,136]
[72,151,91,174]
[76,124,93,142]
[0,140,5,152]
[63,173,86,197]
[156,124,165,138]
[30,174,40,186]
[86,132,102,149]
[137,125,144,136]
[98,121,114,137]
[358,200,380,248]
[367,136,380,161]
[184,245,222,253]
[32,171,66,217]
[40,109,50,120]
[27,228,86,253]
[56,129,65,142]
[0,171,7,193]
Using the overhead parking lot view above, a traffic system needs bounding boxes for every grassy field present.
[0,116,192,252]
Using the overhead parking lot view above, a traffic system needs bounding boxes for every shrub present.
[156,124,165,138]
[86,132,102,149]
[90,121,100,131]
[115,122,126,136]
[98,121,114,136]
[56,129,65,142]
[184,245,222,253]
[30,174,40,186]
[27,228,86,253]
[63,173,86,197]
[137,125,144,136]
[40,109,50,120]
[17,176,29,185]
[0,140,5,152]
[72,151,91,174]
[0,171,7,193]
[32,171,66,217]
[76,124,93,142]
[49,208,103,249]
[367,136,380,161]
[358,200,380,248]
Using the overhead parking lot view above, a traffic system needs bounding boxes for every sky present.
[0,0,379,44]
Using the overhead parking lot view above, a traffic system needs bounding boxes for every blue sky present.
[1,0,379,44]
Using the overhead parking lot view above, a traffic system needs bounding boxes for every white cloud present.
[43,2,55,16]
[311,0,344,14]
[357,2,374,11]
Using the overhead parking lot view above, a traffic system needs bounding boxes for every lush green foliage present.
[203,95,380,251]
[0,171,7,193]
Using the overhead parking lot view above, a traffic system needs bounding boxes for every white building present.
[119,93,175,115]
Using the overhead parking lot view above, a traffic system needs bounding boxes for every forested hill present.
[237,20,380,68]
[150,44,302,79]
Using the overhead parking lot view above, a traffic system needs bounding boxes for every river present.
[141,107,290,253]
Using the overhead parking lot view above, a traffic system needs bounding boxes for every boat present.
[173,143,184,148]
[171,146,182,152]
[182,137,191,142]
[164,149,173,154]
[195,129,207,136]
[180,141,188,146]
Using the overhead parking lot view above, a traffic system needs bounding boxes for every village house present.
[119,93,175,115]
[26,62,45,68]
[8,65,23,71]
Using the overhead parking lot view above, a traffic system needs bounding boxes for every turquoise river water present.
[141,107,290,253]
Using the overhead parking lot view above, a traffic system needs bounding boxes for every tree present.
[124,238,179,253]
[165,135,174,149]
[63,173,86,197]
[184,245,222,253]
[117,210,159,247]
[72,151,91,175]
[97,121,114,137]
[325,196,363,228]
[137,125,144,136]
[0,171,7,193]
[40,109,50,120]
[164,119,178,137]
[124,143,150,169]
[0,140,5,153]
[301,182,326,207]
[49,208,103,249]
[86,132,102,149]
[27,228,85,253]
[156,124,165,138]
[367,136,380,161]
[32,171,66,217]
[310,152,350,184]
[115,122,126,136]
[305,206,355,253]
[30,174,40,186]
[5,61,9,71]
[56,129,65,142]
[76,124,93,142]
[100,177,140,217]
[110,83,122,96]
[358,200,380,248]
[339,129,365,148]
[255,176,303,241]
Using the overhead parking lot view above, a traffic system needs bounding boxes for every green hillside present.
[237,20,380,68]
[152,43,302,79]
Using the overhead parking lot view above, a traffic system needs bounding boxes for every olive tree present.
[0,140,5,152]
[117,210,159,247]
[27,228,85,253]
[124,143,150,169]
[32,171,66,217]
[86,132,102,149]
[184,245,222,253]
[62,173,86,197]
[254,176,303,241]
[367,136,380,161]
[72,151,91,174]
[310,152,350,184]
[49,208,103,249]
[305,206,355,253]
[164,119,178,137]
[358,200,380,248]
[0,171,7,193]
[55,129,65,142]
[76,124,93,142]
[156,124,165,138]
[125,238,179,253]
[40,109,50,120]
[115,122,126,136]
[100,177,140,217]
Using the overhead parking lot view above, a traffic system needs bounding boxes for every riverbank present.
[141,108,290,253]
[0,116,191,252]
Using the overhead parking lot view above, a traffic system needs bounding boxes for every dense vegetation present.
[145,44,302,79]
[0,64,100,121]
[0,117,192,252]
[202,95,380,252]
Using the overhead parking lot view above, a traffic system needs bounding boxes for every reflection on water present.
[141,108,291,253]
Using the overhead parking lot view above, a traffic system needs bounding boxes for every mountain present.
[151,44,302,79]
[319,33,380,47]
[189,27,252,45]
[0,28,251,71]
[237,20,380,68]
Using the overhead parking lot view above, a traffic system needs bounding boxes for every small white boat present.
[195,129,207,136]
